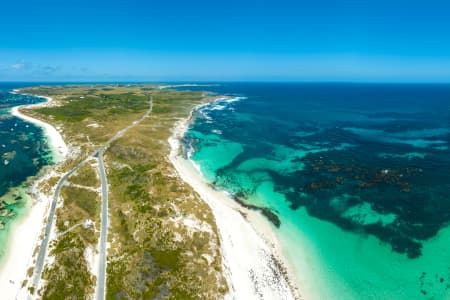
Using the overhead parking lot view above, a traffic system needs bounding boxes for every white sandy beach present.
[0,176,53,300]
[0,92,68,299]
[11,95,68,161]
[1,91,302,299]
[169,109,302,300]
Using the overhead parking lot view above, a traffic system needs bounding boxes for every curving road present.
[94,96,152,300]
[30,96,152,299]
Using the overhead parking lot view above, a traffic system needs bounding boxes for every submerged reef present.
[281,138,450,259]
[193,110,450,259]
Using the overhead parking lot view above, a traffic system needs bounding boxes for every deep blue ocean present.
[180,83,450,299]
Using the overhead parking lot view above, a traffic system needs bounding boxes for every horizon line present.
[1,80,450,85]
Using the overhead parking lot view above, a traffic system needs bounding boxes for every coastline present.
[168,100,303,300]
[1,89,302,299]
[0,91,68,299]
[10,92,68,161]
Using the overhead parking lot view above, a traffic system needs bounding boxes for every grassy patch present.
[61,186,98,219]
[20,85,228,299]
[42,232,95,300]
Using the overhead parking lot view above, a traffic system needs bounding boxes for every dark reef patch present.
[230,191,281,228]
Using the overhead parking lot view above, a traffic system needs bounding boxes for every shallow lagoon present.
[0,84,53,259]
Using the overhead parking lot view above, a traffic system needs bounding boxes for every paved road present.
[95,151,108,300]
[94,96,152,300]
[30,155,92,299]
[57,221,85,238]
[30,96,152,299]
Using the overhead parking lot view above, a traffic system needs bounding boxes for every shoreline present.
[168,99,303,299]
[10,92,68,161]
[1,89,303,299]
[0,91,68,299]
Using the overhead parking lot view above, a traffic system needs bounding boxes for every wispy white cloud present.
[4,60,33,72]
[10,62,26,70]
[8,60,33,71]
[0,60,64,80]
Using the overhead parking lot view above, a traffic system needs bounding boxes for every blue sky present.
[1,0,450,82]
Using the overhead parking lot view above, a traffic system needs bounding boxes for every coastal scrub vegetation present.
[42,166,100,299]
[19,85,228,299]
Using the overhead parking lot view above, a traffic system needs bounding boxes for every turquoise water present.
[182,83,450,299]
[0,83,54,259]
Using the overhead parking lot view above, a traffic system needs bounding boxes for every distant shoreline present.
[0,90,68,299]
[168,97,302,299]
